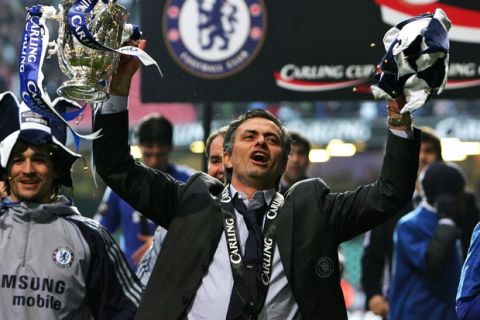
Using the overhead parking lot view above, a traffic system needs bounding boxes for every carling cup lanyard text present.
[219,186,283,315]
[19,6,95,149]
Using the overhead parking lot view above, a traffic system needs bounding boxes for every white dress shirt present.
[187,185,300,320]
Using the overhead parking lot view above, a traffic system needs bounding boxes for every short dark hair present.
[2,140,65,199]
[136,114,173,147]
[420,126,443,161]
[205,126,228,159]
[421,162,466,204]
[289,131,311,153]
[223,109,291,187]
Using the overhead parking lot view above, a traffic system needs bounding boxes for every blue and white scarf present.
[371,8,451,113]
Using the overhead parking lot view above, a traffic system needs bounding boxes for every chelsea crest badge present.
[52,247,74,268]
[163,0,267,79]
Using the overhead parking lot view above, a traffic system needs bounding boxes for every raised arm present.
[93,40,181,228]
[325,127,420,243]
[325,97,420,243]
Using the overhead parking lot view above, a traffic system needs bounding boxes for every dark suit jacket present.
[93,111,420,320]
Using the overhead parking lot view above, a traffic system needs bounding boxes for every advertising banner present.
[141,0,480,102]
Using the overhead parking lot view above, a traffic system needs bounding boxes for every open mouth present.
[251,151,269,165]
[19,180,40,186]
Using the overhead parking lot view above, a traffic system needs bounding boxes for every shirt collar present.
[229,184,275,209]
[421,199,437,213]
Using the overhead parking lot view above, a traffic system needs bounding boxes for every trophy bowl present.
[56,0,128,103]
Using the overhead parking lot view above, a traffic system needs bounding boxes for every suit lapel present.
[276,196,295,279]
[211,202,227,239]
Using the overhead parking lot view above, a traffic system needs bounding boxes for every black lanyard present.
[218,185,283,316]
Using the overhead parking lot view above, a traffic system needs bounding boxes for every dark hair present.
[3,140,65,200]
[205,126,228,159]
[136,114,173,147]
[420,126,443,161]
[289,131,311,153]
[223,109,291,187]
[421,162,466,204]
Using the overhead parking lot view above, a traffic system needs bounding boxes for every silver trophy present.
[55,0,128,102]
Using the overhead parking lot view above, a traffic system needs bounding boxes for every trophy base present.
[57,80,109,103]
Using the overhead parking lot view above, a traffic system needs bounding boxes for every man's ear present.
[223,152,233,170]
[0,169,9,196]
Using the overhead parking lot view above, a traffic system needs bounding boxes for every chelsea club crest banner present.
[141,0,480,102]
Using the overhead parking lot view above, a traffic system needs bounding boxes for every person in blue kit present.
[361,127,479,319]
[457,219,480,319]
[96,114,194,270]
[389,162,468,320]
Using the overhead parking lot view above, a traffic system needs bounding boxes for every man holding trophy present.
[94,41,420,320]
[91,9,452,320]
